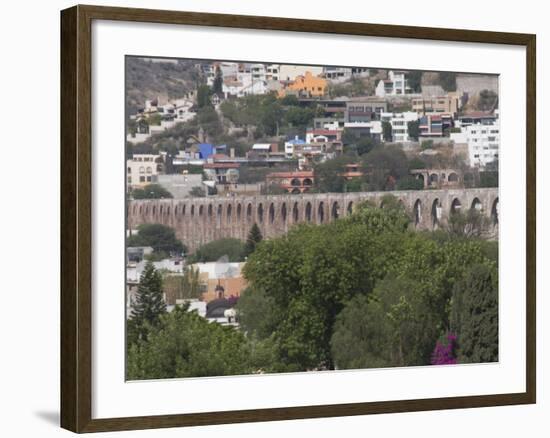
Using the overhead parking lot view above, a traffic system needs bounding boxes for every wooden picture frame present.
[61,4,536,433]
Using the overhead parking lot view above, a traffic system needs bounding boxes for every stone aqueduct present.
[127,188,499,252]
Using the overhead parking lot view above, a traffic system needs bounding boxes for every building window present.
[139,166,145,174]
[139,176,145,182]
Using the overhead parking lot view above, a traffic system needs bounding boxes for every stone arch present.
[145,205,149,216]
[236,203,242,221]
[257,203,264,223]
[217,204,223,227]
[450,198,462,214]
[318,202,325,223]
[347,201,353,215]
[166,206,170,216]
[431,198,442,228]
[247,203,252,222]
[448,172,459,183]
[227,204,233,223]
[430,173,439,184]
[413,199,422,227]
[471,197,482,212]
[305,202,312,222]
[269,203,275,224]
[208,204,213,218]
[290,178,301,187]
[139,205,143,215]
[293,202,299,222]
[331,201,339,219]
[291,188,301,194]
[182,204,186,216]
[303,178,313,187]
[152,205,156,216]
[160,205,163,215]
[190,205,195,216]
[491,197,499,225]
[199,205,204,216]
[281,203,287,223]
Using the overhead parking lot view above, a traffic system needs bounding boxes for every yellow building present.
[280,71,327,97]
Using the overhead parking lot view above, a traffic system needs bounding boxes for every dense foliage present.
[131,184,173,199]
[188,238,246,263]
[127,223,186,256]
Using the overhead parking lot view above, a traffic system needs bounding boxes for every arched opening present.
[491,198,499,225]
[291,188,301,194]
[318,202,325,223]
[471,197,482,212]
[166,206,170,216]
[303,178,313,187]
[190,205,195,216]
[145,206,149,215]
[305,202,312,222]
[139,205,143,215]
[247,203,252,222]
[160,205,163,215]
[414,199,422,227]
[216,204,222,227]
[431,198,442,228]
[429,173,439,185]
[417,173,425,187]
[269,203,275,224]
[133,205,137,215]
[173,205,177,216]
[451,198,462,214]
[281,203,287,223]
[331,202,339,219]
[257,203,264,223]
[293,202,299,222]
[182,204,186,216]
[290,178,301,187]
[152,206,156,216]
[199,205,204,216]
[347,201,353,215]
[227,204,232,223]
[236,204,242,221]
[208,204,213,218]
[448,172,458,183]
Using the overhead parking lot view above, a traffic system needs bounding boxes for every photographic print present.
[125,57,500,380]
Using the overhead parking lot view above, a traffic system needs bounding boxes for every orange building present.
[266,170,315,194]
[280,71,327,98]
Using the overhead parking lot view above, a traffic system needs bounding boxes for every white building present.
[450,121,500,168]
[380,112,419,143]
[376,70,411,97]
[127,154,162,188]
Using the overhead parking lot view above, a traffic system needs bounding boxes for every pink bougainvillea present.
[431,333,458,365]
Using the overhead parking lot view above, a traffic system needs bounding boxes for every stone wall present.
[128,188,499,251]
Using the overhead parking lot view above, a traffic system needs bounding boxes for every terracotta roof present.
[267,171,314,178]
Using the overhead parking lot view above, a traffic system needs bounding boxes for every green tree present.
[243,223,263,257]
[450,264,499,363]
[439,72,457,92]
[196,84,212,108]
[127,306,252,379]
[127,223,186,255]
[131,184,173,199]
[236,288,280,340]
[188,238,245,263]
[396,175,424,190]
[407,70,422,93]
[189,186,206,197]
[129,261,167,343]
[362,144,409,191]
[407,119,420,141]
[314,156,355,193]
[212,66,223,96]
[446,209,490,238]
[382,121,392,141]
[331,274,441,369]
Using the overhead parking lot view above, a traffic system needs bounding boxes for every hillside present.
[125,57,202,114]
